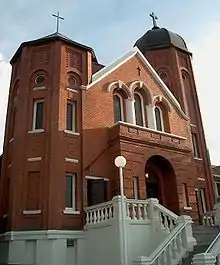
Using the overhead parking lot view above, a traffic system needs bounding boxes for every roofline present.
[10,34,98,64]
[84,46,189,121]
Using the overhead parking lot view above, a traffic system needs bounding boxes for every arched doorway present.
[145,155,179,214]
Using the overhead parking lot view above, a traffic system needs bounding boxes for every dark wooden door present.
[87,179,107,206]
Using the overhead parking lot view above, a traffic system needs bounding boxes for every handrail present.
[85,200,114,211]
[154,203,178,221]
[205,231,220,256]
[149,222,188,263]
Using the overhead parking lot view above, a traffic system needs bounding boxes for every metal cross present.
[150,12,158,28]
[137,66,141,77]
[52,12,64,33]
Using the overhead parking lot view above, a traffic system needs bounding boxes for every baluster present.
[162,249,167,264]
[169,219,174,230]
[104,206,108,220]
[101,207,105,221]
[168,244,173,263]
[172,237,178,259]
[137,203,142,220]
[131,204,137,219]
[158,210,163,228]
[126,202,130,218]
[143,204,147,220]
[93,210,97,224]
[164,216,169,231]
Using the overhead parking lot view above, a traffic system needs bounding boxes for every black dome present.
[134,27,190,54]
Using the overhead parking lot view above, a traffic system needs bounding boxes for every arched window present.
[114,93,124,123]
[134,93,145,126]
[154,106,164,131]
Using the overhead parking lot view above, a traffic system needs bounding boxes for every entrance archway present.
[145,155,179,214]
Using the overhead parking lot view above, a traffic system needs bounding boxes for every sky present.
[0,0,220,164]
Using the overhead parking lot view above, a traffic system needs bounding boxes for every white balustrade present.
[85,201,114,225]
[133,215,195,265]
[126,199,149,220]
[201,211,216,226]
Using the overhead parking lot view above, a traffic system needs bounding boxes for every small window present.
[192,133,200,158]
[32,99,44,130]
[155,106,164,131]
[35,75,45,84]
[159,71,167,80]
[133,177,139,200]
[65,173,76,210]
[183,183,190,207]
[199,188,207,213]
[66,101,76,132]
[134,93,144,126]
[114,94,124,123]
[215,182,220,198]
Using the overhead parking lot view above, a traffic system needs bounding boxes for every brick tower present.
[134,14,214,215]
[0,32,98,233]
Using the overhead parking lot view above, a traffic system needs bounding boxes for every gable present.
[85,47,188,121]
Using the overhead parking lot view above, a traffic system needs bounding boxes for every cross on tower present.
[52,12,64,33]
[150,12,158,28]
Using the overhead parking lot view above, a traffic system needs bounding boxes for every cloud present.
[189,21,220,165]
[0,54,11,153]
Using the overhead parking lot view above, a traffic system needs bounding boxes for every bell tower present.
[134,14,214,214]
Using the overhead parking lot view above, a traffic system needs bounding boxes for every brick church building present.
[0,14,215,264]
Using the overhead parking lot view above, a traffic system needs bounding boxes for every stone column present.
[146,105,156,129]
[125,98,136,124]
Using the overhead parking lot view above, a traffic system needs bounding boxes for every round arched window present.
[68,75,78,88]
[35,75,45,84]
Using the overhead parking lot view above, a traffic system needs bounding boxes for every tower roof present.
[134,27,191,55]
[10,32,98,64]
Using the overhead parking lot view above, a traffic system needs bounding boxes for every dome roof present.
[134,27,190,54]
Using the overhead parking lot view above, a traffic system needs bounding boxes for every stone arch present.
[107,80,132,99]
[145,155,179,214]
[153,95,172,112]
[129,81,153,104]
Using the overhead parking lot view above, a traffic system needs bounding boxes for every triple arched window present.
[113,86,169,133]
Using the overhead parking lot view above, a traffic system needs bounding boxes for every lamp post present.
[114,156,128,265]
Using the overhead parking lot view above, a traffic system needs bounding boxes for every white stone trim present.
[66,87,78,93]
[183,206,192,210]
[28,129,44,134]
[8,164,11,169]
[0,230,86,241]
[85,175,109,181]
[63,209,80,215]
[23,210,42,215]
[85,47,189,120]
[64,130,80,136]
[33,86,46,91]
[65,158,79,163]
[198,177,205,182]
[9,137,14,143]
[194,157,203,161]
[111,121,187,140]
[28,157,42,162]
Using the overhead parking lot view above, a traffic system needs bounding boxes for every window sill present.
[65,158,79,163]
[63,209,80,215]
[23,210,42,215]
[183,206,192,210]
[28,129,44,134]
[66,88,78,93]
[9,137,14,143]
[194,157,203,161]
[64,130,80,136]
[33,86,46,91]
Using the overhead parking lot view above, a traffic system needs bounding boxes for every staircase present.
[181,225,219,265]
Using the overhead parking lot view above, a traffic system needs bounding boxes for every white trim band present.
[28,129,44,134]
[23,210,42,215]
[85,175,109,181]
[64,130,80,136]
[28,157,42,162]
[63,209,80,215]
[198,177,205,182]
[67,88,78,93]
[33,86,46,91]
[65,158,79,163]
